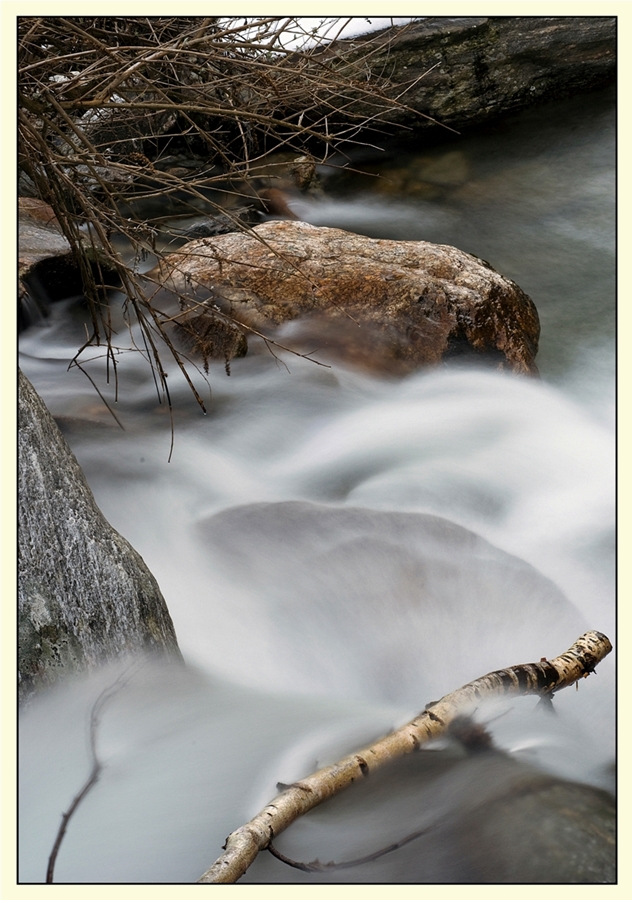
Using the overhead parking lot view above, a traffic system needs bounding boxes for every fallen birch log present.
[198,631,612,884]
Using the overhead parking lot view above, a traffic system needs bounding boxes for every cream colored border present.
[3,2,627,896]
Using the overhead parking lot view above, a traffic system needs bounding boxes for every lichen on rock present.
[18,369,182,703]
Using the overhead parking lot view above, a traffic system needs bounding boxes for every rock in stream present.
[149,220,540,376]
[18,369,181,703]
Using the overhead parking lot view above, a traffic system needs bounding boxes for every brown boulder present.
[149,220,539,375]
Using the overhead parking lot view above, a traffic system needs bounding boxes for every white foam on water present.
[18,78,615,883]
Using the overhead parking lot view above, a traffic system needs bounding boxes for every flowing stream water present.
[18,86,615,883]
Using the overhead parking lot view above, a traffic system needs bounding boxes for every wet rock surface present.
[18,369,181,703]
[328,16,616,132]
[451,758,616,883]
[150,220,540,376]
[18,198,75,327]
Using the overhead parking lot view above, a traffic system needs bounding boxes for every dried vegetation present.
[18,16,428,424]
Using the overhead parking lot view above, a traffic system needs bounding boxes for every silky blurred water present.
[18,85,615,883]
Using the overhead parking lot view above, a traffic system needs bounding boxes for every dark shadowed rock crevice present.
[18,197,118,332]
[18,369,182,703]
[18,198,76,329]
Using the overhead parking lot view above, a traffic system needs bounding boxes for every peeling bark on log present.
[198,631,612,884]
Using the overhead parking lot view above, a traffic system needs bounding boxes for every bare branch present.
[18,16,440,418]
[46,666,136,883]
[197,631,612,884]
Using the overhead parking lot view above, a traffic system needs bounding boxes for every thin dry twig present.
[18,16,433,422]
[268,818,440,873]
[46,666,136,883]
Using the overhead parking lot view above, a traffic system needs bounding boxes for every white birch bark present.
[198,631,612,884]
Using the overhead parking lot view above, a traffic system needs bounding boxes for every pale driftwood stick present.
[198,631,612,884]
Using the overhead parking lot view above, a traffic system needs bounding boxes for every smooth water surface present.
[18,86,615,883]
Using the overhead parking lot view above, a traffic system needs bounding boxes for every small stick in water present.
[197,631,612,884]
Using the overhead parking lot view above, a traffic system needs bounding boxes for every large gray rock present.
[150,220,540,376]
[326,16,616,131]
[18,370,181,703]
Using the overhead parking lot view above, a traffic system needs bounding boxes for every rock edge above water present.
[150,220,540,376]
[326,16,615,132]
[18,369,182,703]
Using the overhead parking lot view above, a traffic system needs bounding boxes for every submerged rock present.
[245,749,615,884]
[451,757,616,883]
[149,220,540,376]
[196,501,587,705]
[18,370,181,703]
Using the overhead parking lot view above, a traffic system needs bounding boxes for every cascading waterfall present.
[18,85,615,883]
